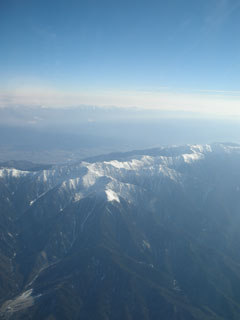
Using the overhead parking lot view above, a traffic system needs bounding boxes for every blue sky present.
[1,0,240,115]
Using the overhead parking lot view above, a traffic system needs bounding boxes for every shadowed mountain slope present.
[1,143,240,319]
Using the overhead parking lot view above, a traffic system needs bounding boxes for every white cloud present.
[1,85,240,118]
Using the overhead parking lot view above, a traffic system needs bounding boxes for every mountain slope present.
[1,143,240,319]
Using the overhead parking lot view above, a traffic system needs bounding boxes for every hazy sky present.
[1,0,240,115]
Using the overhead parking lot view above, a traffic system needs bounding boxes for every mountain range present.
[1,143,240,319]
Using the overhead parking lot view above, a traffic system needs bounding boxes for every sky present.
[1,0,240,115]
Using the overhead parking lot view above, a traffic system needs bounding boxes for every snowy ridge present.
[182,152,204,164]
[2,142,240,319]
[0,168,31,178]
[0,143,239,208]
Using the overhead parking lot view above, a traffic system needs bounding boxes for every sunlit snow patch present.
[182,152,204,163]
[73,192,84,202]
[0,168,31,178]
[105,189,120,203]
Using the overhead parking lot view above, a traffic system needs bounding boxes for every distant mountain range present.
[1,143,240,319]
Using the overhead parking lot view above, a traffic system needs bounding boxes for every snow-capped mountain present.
[1,143,240,320]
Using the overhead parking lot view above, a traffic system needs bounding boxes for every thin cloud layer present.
[1,87,240,118]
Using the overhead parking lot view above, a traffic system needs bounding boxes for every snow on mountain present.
[2,142,240,320]
[0,168,31,178]
[105,189,120,203]
[0,143,239,209]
